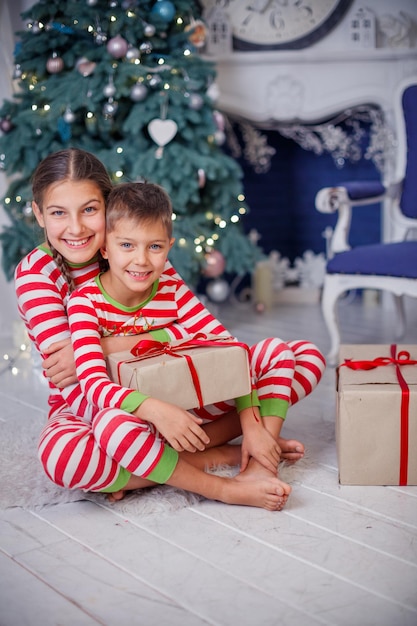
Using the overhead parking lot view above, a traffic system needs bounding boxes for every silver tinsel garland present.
[225,105,395,176]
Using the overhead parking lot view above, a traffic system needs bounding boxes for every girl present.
[15,149,324,510]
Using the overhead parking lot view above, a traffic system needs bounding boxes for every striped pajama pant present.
[38,338,325,492]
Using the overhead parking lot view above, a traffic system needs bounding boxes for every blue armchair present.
[315,75,417,365]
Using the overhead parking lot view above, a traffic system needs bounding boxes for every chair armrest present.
[315,182,388,256]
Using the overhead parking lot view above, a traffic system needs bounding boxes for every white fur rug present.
[0,405,304,517]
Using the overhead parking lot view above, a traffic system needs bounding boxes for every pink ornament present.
[76,57,97,77]
[46,55,64,74]
[203,249,225,278]
[0,118,12,133]
[197,168,206,188]
[107,35,128,59]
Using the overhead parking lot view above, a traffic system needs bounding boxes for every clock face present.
[204,0,353,51]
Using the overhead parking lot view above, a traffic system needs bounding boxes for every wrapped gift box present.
[107,336,251,410]
[336,344,417,485]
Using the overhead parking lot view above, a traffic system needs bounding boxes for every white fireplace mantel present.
[211,48,417,129]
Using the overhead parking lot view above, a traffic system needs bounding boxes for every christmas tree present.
[0,0,262,292]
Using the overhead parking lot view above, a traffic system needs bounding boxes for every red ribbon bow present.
[340,345,415,485]
[118,333,251,410]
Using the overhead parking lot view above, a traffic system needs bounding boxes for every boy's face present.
[100,217,174,306]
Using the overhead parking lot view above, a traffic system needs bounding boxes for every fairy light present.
[231,215,239,223]
[115,170,123,178]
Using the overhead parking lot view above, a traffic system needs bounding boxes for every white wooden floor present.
[1,293,417,626]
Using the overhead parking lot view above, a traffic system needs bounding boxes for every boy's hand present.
[42,339,77,388]
[240,423,282,474]
[135,398,210,453]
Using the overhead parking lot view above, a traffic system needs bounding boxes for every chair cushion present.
[341,180,385,201]
[327,241,417,278]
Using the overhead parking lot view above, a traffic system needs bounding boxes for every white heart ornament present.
[148,118,178,147]
[148,119,178,148]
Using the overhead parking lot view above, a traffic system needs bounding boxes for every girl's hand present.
[42,339,77,387]
[135,398,210,453]
[240,423,281,474]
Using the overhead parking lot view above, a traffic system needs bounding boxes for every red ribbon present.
[117,333,251,410]
[340,345,415,485]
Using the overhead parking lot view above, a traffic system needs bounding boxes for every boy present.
[67,182,324,508]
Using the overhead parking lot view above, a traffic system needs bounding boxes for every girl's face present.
[100,217,174,307]
[32,179,106,265]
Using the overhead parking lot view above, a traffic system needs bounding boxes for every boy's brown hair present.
[106,182,173,239]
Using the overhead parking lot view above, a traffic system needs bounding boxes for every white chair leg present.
[392,294,406,338]
[321,276,345,366]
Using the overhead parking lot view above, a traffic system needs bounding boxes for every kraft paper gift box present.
[336,344,417,486]
[107,335,252,411]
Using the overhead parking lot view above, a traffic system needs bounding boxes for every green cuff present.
[121,390,149,413]
[147,445,179,484]
[99,466,131,493]
[260,398,289,420]
[149,328,171,342]
[235,389,260,413]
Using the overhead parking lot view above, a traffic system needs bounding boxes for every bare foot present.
[106,489,126,503]
[222,476,291,511]
[236,458,291,509]
[278,437,305,463]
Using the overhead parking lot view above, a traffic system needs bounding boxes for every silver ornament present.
[126,46,140,61]
[63,107,76,123]
[148,75,162,89]
[95,30,107,45]
[214,130,226,145]
[130,83,148,102]
[139,42,152,54]
[103,98,118,117]
[103,81,116,98]
[188,93,203,110]
[144,23,156,37]
[23,202,33,216]
[13,64,22,79]
[206,279,230,303]
[86,0,98,5]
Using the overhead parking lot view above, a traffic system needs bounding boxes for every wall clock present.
[202,0,353,51]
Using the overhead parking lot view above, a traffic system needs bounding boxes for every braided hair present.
[31,148,112,292]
